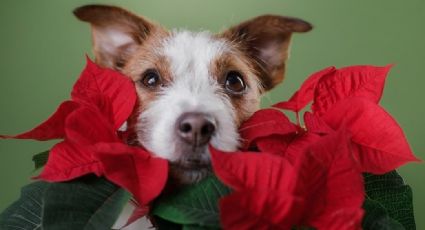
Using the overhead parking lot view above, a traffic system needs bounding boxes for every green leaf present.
[42,175,130,230]
[0,181,48,230]
[32,150,49,170]
[363,171,416,230]
[152,175,231,228]
[155,216,183,230]
[362,199,405,230]
[0,176,130,230]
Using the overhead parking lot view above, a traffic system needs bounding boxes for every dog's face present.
[74,5,311,184]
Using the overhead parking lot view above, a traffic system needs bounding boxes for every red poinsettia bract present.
[274,64,419,173]
[211,64,419,229]
[0,58,168,206]
[1,61,419,229]
[211,129,364,230]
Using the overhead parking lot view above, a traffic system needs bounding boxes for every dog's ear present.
[221,15,312,91]
[74,5,159,69]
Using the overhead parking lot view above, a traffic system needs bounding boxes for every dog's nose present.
[177,113,216,146]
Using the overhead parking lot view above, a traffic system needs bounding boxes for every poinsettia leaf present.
[322,98,419,174]
[255,135,294,155]
[65,105,118,145]
[364,171,415,229]
[312,65,392,116]
[93,142,168,206]
[311,209,364,230]
[219,190,305,229]
[303,131,364,230]
[37,141,103,182]
[210,147,293,191]
[219,192,270,229]
[71,57,137,129]
[42,176,130,230]
[303,112,333,135]
[0,58,136,140]
[362,199,405,230]
[283,132,322,165]
[32,150,49,170]
[154,216,183,230]
[0,181,48,230]
[0,101,79,140]
[273,66,336,112]
[210,146,330,228]
[238,109,297,150]
[152,175,231,227]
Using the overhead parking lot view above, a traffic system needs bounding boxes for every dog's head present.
[74,5,311,184]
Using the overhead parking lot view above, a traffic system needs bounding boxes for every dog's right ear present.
[221,15,312,91]
[74,5,157,69]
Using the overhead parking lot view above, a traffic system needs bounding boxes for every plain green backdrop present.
[0,0,424,228]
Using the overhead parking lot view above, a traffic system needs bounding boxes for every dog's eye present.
[225,71,246,94]
[141,70,161,89]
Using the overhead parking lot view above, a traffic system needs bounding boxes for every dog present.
[74,4,312,185]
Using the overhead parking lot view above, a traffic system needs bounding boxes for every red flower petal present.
[3,57,168,209]
[1,58,136,140]
[37,141,102,181]
[220,190,305,230]
[93,142,168,205]
[239,109,297,150]
[255,135,294,156]
[303,112,333,135]
[322,98,419,173]
[211,148,308,229]
[312,209,364,230]
[283,132,322,165]
[312,65,392,116]
[212,128,364,229]
[210,148,295,191]
[71,57,137,129]
[0,101,79,140]
[65,104,118,145]
[211,147,327,228]
[306,130,364,230]
[38,141,168,206]
[273,67,336,112]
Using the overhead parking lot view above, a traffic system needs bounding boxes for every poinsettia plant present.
[0,58,419,230]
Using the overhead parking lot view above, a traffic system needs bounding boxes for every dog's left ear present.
[221,15,312,91]
[74,5,160,70]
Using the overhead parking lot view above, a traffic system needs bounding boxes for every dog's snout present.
[177,113,215,146]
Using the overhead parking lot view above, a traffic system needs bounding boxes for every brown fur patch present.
[74,5,158,69]
[210,46,262,126]
[121,28,173,139]
[220,15,312,91]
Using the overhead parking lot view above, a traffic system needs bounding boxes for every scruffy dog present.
[74,5,311,185]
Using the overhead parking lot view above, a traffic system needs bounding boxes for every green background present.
[0,0,424,228]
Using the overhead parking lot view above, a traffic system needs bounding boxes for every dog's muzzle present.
[170,112,216,184]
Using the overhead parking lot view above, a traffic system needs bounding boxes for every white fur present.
[95,28,134,54]
[137,31,240,161]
